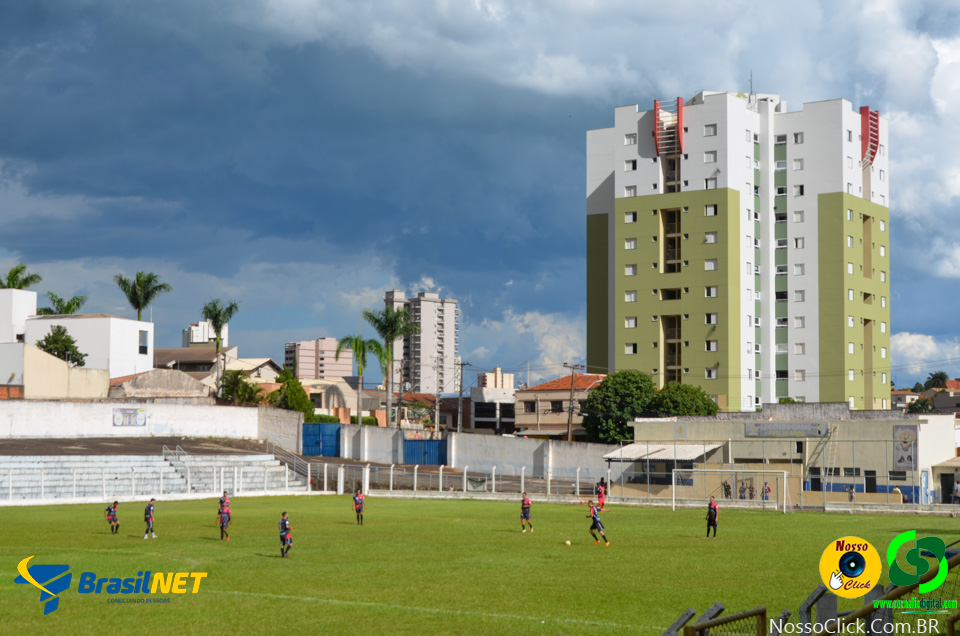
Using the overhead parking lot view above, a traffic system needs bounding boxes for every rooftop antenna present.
[749,71,754,102]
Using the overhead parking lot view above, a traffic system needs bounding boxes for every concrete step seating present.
[0,454,308,501]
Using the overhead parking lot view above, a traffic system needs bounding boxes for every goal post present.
[671,468,787,513]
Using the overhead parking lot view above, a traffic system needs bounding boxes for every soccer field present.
[2,496,956,635]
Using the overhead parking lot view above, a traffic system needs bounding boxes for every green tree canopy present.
[1,263,42,289]
[907,397,936,414]
[35,325,87,367]
[201,298,239,395]
[581,370,657,443]
[113,271,171,320]
[912,382,924,393]
[336,333,384,427]
[37,292,87,315]
[651,382,720,417]
[219,370,262,405]
[924,371,949,391]
[363,306,420,427]
[269,368,318,422]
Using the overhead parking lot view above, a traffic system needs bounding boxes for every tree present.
[335,334,384,428]
[269,368,319,422]
[581,370,657,443]
[924,371,949,391]
[35,326,87,367]
[113,271,172,320]
[911,382,924,393]
[37,292,88,315]
[201,298,239,395]
[405,400,432,424]
[907,397,936,414]
[0,263,42,289]
[363,307,420,428]
[220,370,262,405]
[651,382,720,416]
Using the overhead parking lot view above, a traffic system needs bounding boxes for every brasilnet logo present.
[887,530,948,593]
[14,555,208,616]
[15,555,72,616]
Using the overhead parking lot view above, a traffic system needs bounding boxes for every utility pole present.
[456,361,472,434]
[563,362,585,442]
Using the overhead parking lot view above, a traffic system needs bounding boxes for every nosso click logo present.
[14,555,72,616]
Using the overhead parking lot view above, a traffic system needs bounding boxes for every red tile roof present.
[524,373,606,392]
[947,379,960,390]
[109,371,151,387]
[398,393,437,406]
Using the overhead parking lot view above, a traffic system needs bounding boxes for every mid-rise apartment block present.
[586,91,890,411]
[385,290,459,395]
[284,337,353,380]
[182,320,228,348]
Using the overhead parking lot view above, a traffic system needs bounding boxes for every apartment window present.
[794,132,804,144]
[625,185,637,197]
[661,288,681,300]
[881,321,886,333]
[847,130,853,142]
[793,185,805,196]
[753,185,760,196]
[848,289,854,301]
[794,316,805,328]
[848,342,855,354]
[880,245,886,257]
[754,264,760,274]
[794,237,805,249]
[705,178,717,190]
[551,401,564,413]
[754,316,760,327]
[624,264,637,276]
[705,286,718,298]
[791,158,804,171]
[794,264,805,276]
[795,343,806,355]
[796,370,806,382]
[848,209,855,221]
[881,296,886,308]
[777,318,788,328]
[847,156,854,169]
[624,133,637,145]
[705,368,718,379]
[776,186,787,196]
[705,313,718,325]
[794,290,805,303]
[523,401,536,414]
[849,369,856,382]
[775,160,787,171]
[753,132,760,143]
[776,238,788,249]
[882,372,887,385]
[704,124,717,137]
[848,315,854,327]
[624,317,637,329]
[880,270,886,282]
[753,238,761,248]
[775,134,787,144]
[625,211,637,223]
[624,159,637,171]
[625,343,638,355]
[776,344,788,354]
[625,291,637,302]
[847,183,853,194]
[705,204,717,216]
[704,259,718,271]
[775,291,788,302]
[705,231,718,244]
[138,330,149,355]
[879,220,885,231]
[847,235,853,247]
[879,169,886,182]
[793,210,804,223]
[705,340,718,352]
[847,262,854,274]
[704,150,717,163]
[753,343,761,354]
[879,144,886,156]
[651,183,658,190]
[776,265,788,276]
[624,238,637,250]
[746,130,751,142]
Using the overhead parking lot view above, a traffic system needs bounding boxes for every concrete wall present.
[10,343,109,399]
[256,405,302,454]
[24,315,154,379]
[0,400,260,439]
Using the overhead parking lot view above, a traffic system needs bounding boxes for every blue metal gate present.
[302,423,341,457]
[403,439,447,465]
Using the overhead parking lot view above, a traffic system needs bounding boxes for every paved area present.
[0,436,268,456]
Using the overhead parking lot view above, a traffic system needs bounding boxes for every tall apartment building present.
[385,290,460,395]
[182,320,228,348]
[284,337,353,380]
[586,91,890,411]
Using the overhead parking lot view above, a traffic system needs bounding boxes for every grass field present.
[2,496,958,635]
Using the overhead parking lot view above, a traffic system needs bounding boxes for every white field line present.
[205,588,665,631]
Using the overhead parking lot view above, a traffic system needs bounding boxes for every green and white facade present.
[586,91,890,411]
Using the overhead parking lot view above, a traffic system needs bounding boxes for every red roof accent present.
[653,99,661,156]
[524,373,606,392]
[399,393,437,406]
[676,96,684,153]
[109,371,151,387]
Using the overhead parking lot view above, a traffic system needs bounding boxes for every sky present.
[1,0,959,391]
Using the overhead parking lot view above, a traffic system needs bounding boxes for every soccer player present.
[219,490,230,512]
[279,512,292,558]
[586,500,609,546]
[143,498,157,539]
[353,488,365,526]
[705,495,719,538]
[219,505,231,541]
[104,501,119,534]
[597,479,607,511]
[520,492,533,533]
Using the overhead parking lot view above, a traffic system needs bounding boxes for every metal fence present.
[684,607,766,636]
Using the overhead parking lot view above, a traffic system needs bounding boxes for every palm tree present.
[201,298,240,395]
[0,263,42,289]
[363,306,420,428]
[37,292,88,315]
[114,272,172,320]
[336,334,384,427]
[925,371,950,391]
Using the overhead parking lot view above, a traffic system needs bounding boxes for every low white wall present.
[0,400,259,439]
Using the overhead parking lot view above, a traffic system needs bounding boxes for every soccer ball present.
[564,540,571,546]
